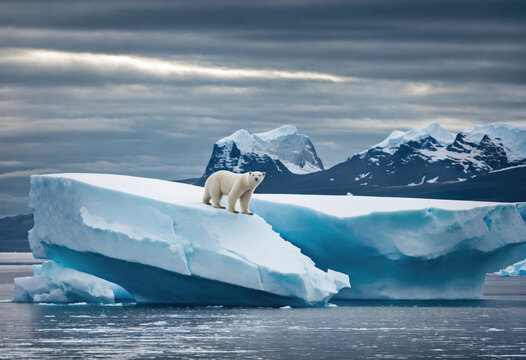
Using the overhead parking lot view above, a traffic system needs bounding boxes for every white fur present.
[202,170,266,215]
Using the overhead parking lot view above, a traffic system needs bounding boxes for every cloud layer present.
[0,0,525,216]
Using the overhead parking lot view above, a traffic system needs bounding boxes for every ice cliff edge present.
[18,173,349,306]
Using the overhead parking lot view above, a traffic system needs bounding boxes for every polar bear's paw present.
[242,211,254,215]
[214,205,226,209]
[228,209,239,214]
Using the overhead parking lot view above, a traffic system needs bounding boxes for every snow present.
[255,124,298,141]
[358,172,370,180]
[407,176,426,186]
[373,122,455,153]
[215,125,323,174]
[490,164,526,174]
[281,160,321,175]
[418,140,489,170]
[463,122,526,161]
[496,259,526,276]
[426,176,439,183]
[14,261,133,304]
[26,173,349,306]
[253,193,506,218]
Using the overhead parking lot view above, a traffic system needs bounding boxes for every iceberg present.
[250,194,526,299]
[14,261,133,304]
[496,259,526,276]
[21,173,526,302]
[24,174,349,306]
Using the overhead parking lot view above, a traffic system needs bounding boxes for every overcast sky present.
[1,0,525,217]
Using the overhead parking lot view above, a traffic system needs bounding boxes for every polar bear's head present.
[248,171,266,188]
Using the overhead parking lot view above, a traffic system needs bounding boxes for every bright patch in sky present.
[1,49,355,83]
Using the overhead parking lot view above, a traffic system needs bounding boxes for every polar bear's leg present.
[240,190,254,215]
[214,194,226,209]
[202,185,212,205]
[209,182,225,209]
[227,185,241,214]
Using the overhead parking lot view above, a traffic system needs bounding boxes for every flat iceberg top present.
[43,173,506,218]
[44,173,206,209]
[254,193,506,218]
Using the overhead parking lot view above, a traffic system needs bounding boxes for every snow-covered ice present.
[21,173,526,302]
[250,194,526,299]
[24,173,349,306]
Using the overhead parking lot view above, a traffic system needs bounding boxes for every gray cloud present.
[0,0,525,217]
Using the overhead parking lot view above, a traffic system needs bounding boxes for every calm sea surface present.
[1,254,525,359]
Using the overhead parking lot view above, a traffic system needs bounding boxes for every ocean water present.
[1,258,526,359]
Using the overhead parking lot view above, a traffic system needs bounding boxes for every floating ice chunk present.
[26,174,349,306]
[14,261,132,304]
[496,259,526,276]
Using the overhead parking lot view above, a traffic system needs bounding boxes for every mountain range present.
[186,122,526,201]
[0,214,33,252]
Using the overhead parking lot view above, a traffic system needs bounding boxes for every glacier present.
[23,173,349,306]
[250,194,526,299]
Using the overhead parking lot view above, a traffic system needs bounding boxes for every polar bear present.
[202,170,266,215]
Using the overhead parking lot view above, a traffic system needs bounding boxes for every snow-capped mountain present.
[333,122,526,187]
[196,125,324,185]
[375,122,526,160]
[373,122,456,151]
[182,121,525,201]
[463,123,526,161]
